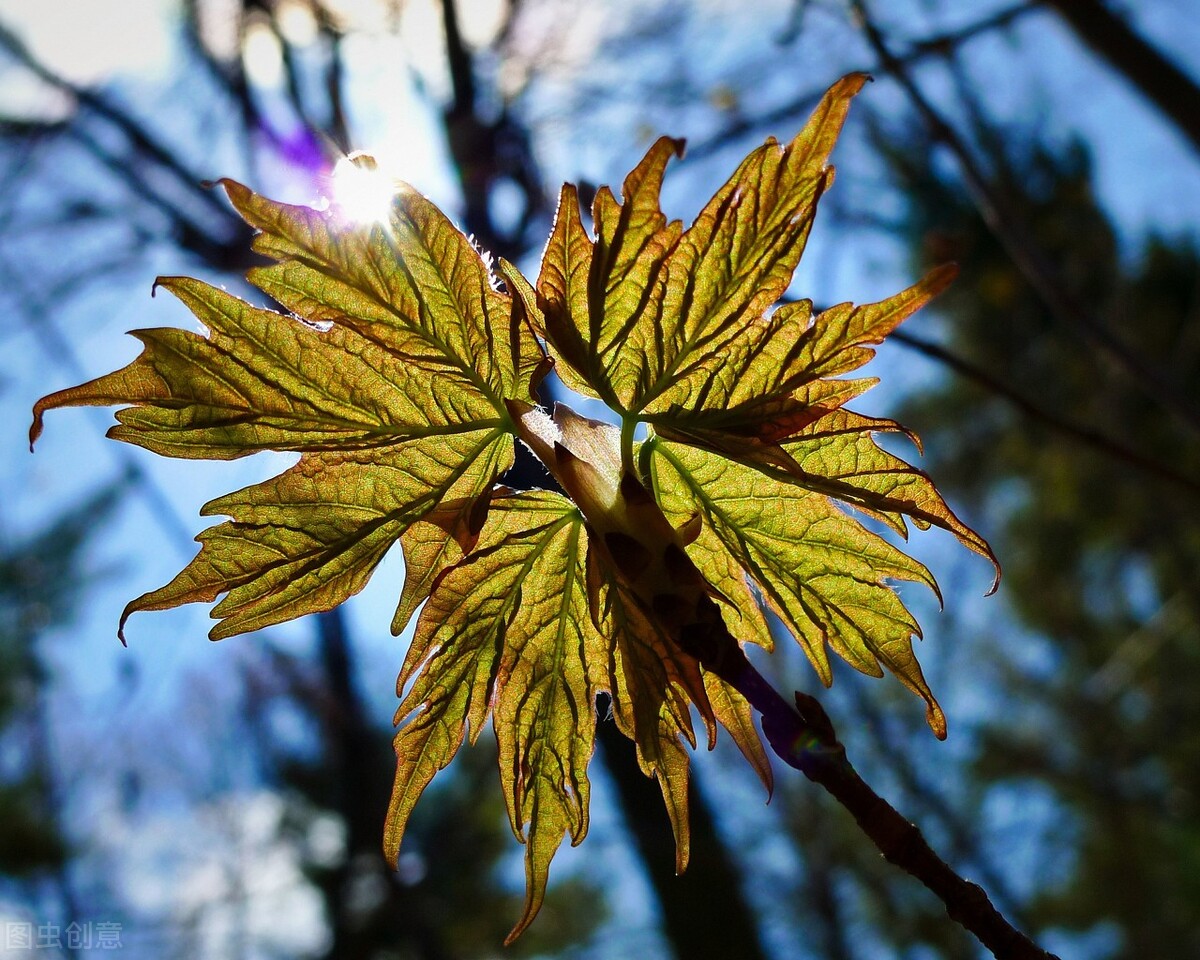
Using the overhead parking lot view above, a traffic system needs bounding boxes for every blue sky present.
[1,1,1198,956]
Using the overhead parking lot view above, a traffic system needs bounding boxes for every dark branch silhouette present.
[1039,0,1200,155]
[686,620,1061,960]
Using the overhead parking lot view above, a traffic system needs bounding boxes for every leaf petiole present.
[620,416,637,478]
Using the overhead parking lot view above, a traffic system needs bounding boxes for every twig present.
[906,2,1036,58]
[703,640,1061,960]
[887,329,1200,497]
[686,2,1039,162]
[1037,0,1200,155]
[58,121,243,264]
[844,677,1027,925]
[0,22,234,223]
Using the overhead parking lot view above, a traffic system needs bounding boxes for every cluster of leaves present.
[32,74,994,939]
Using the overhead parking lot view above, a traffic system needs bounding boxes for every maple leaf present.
[31,75,997,939]
[31,182,532,639]
[524,73,999,738]
[384,489,602,939]
[536,75,862,453]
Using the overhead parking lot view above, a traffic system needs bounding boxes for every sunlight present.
[242,14,285,88]
[330,152,401,225]
[0,0,172,84]
[276,0,319,47]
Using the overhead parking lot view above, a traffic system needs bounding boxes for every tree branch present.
[887,329,1200,497]
[1037,0,1200,155]
[0,21,236,223]
[701,640,1060,960]
[843,677,1027,926]
[686,2,1039,162]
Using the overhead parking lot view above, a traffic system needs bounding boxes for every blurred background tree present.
[0,1,1196,957]
[883,123,1200,957]
[0,485,121,897]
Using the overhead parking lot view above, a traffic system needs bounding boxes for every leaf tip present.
[503,913,535,948]
[924,261,959,298]
[837,71,872,97]
[28,408,44,452]
[28,382,80,451]
[618,471,655,507]
[117,601,137,646]
[503,396,534,419]
[927,702,948,740]
[985,562,1002,597]
[215,177,249,202]
[506,821,564,946]
[971,535,1002,597]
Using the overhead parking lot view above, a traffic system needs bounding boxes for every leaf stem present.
[701,639,1060,960]
[620,417,637,477]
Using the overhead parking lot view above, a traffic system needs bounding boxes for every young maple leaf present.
[524,72,998,734]
[30,74,997,940]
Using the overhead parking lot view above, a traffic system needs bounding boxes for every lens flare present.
[331,152,400,225]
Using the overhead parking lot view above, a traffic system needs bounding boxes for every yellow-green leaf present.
[389,493,489,636]
[590,551,710,872]
[537,73,867,417]
[644,436,950,738]
[32,75,1000,944]
[125,429,511,639]
[224,179,542,405]
[536,137,684,406]
[644,264,958,451]
[31,277,504,458]
[32,178,538,640]
[703,671,773,796]
[386,492,603,941]
[781,407,996,575]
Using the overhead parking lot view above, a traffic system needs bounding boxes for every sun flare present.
[330,152,402,225]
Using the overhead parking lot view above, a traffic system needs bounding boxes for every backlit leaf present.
[643,436,949,737]
[126,430,510,640]
[536,73,867,419]
[647,264,958,453]
[32,75,998,940]
[33,180,530,640]
[385,492,603,942]
[591,551,708,872]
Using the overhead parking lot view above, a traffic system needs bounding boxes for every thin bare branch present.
[887,329,1200,497]
[844,678,1027,925]
[0,20,238,224]
[687,3,1040,162]
[706,644,1060,960]
[1038,0,1200,155]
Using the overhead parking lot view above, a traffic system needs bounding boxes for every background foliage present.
[1,1,1197,958]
